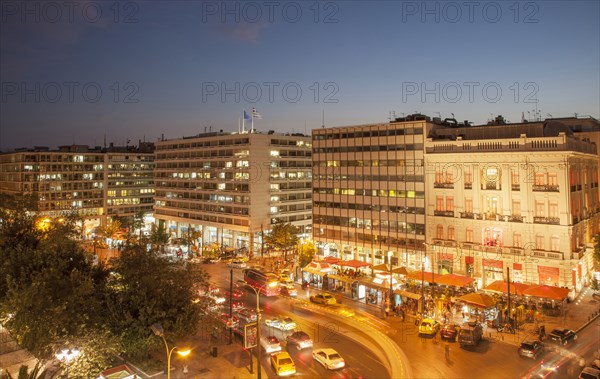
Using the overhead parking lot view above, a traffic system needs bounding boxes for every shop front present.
[482,259,504,287]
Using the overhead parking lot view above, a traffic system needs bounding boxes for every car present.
[418,318,440,335]
[260,335,282,353]
[220,314,239,328]
[547,329,577,346]
[271,351,296,377]
[279,270,293,282]
[228,259,247,269]
[224,300,245,312]
[279,281,297,297]
[223,289,244,299]
[235,307,257,323]
[440,323,460,341]
[313,348,346,370]
[580,367,600,379]
[310,293,337,305]
[519,340,545,359]
[265,316,296,331]
[286,331,313,350]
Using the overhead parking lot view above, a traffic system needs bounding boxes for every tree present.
[149,221,170,253]
[99,218,123,248]
[4,364,47,379]
[179,227,202,256]
[593,233,600,269]
[265,223,299,261]
[298,241,316,268]
[104,244,208,359]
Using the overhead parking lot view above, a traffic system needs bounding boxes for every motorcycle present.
[497,323,515,334]
[301,281,310,289]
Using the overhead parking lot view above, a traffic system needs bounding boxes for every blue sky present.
[1,0,599,149]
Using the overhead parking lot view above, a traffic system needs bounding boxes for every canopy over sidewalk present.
[321,256,340,264]
[523,284,570,301]
[338,259,371,269]
[371,264,409,275]
[435,274,474,288]
[483,280,531,296]
[457,292,497,308]
[405,271,437,283]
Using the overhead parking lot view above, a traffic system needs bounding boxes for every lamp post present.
[387,251,394,315]
[239,280,278,379]
[150,323,191,379]
[55,348,80,378]
[423,243,436,319]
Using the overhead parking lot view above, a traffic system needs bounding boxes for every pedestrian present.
[400,309,405,322]
[445,342,450,361]
[183,365,188,375]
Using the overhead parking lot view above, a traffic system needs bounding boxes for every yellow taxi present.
[418,318,440,335]
[270,351,296,377]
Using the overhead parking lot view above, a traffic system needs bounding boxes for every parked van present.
[458,321,483,346]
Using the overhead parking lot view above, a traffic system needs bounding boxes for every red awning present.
[457,292,496,308]
[338,259,371,269]
[482,259,503,269]
[513,263,522,270]
[523,284,569,301]
[465,256,474,264]
[483,280,530,296]
[321,256,340,264]
[435,274,475,288]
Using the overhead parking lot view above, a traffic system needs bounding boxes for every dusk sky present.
[1,0,598,150]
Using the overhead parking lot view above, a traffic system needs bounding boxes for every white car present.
[265,316,296,331]
[260,335,282,353]
[312,348,346,370]
[228,259,247,269]
[235,307,257,323]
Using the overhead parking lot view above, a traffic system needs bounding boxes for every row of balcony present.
[434,211,562,225]
[434,182,561,192]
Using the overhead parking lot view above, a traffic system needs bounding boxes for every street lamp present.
[238,279,278,379]
[387,251,394,315]
[55,348,80,378]
[423,243,436,319]
[150,323,191,379]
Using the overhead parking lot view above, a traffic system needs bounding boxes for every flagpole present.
[242,109,246,133]
[251,109,254,133]
[238,117,241,134]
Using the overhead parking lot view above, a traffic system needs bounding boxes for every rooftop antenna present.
[546,113,552,118]
[321,109,325,128]
[451,112,455,119]
[103,133,107,148]
[574,112,579,118]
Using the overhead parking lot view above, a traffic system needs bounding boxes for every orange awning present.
[483,280,530,296]
[405,271,437,283]
[338,259,371,269]
[436,274,475,288]
[457,292,496,308]
[523,284,569,301]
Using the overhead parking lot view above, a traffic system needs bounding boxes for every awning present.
[435,274,475,288]
[405,271,437,283]
[327,274,354,283]
[394,289,422,300]
[483,280,530,296]
[302,267,324,275]
[321,256,340,264]
[372,263,393,272]
[523,284,569,301]
[357,277,392,291]
[338,259,371,269]
[392,267,409,275]
[457,292,496,308]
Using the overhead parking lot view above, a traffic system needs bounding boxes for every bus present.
[243,267,280,297]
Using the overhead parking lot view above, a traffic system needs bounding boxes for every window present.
[464,170,473,185]
[465,198,473,213]
[435,172,444,183]
[535,201,545,217]
[446,172,454,183]
[551,236,560,251]
[486,196,499,215]
[445,196,454,212]
[548,173,558,186]
[511,170,519,185]
[513,232,522,248]
[436,196,444,211]
[534,172,545,185]
[512,200,521,216]
[548,201,558,218]
[448,226,455,240]
[466,228,473,243]
[436,225,444,239]
[535,234,544,250]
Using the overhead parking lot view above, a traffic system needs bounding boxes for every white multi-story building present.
[0,143,155,235]
[153,131,312,254]
[425,115,599,294]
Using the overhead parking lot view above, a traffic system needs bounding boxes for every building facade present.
[425,116,599,295]
[153,131,312,254]
[312,115,431,267]
[0,143,154,235]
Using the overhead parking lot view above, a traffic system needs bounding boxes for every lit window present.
[270,150,280,157]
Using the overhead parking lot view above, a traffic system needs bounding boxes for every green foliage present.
[591,277,600,292]
[298,241,316,268]
[149,221,170,253]
[104,244,208,359]
[593,233,600,269]
[265,223,299,255]
[4,363,47,379]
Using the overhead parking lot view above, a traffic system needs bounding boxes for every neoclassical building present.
[425,116,599,295]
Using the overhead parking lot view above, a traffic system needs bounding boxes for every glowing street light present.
[150,323,191,379]
[55,348,80,378]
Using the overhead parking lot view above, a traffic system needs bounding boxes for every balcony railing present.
[511,184,520,191]
[533,184,559,192]
[508,215,523,222]
[434,182,454,189]
[464,183,472,189]
[434,210,455,217]
[533,250,564,260]
[534,216,560,225]
[460,212,474,219]
[482,182,500,190]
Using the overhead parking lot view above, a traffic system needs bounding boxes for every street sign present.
[244,322,258,349]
